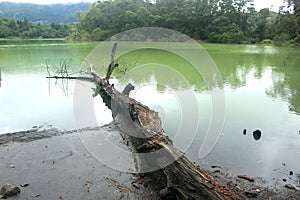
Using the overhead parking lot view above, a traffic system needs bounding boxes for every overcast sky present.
[0,0,287,12]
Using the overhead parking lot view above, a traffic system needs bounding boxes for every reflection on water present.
[244,45,278,55]
[0,41,97,134]
[0,42,299,185]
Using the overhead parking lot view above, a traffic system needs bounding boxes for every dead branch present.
[105,42,118,80]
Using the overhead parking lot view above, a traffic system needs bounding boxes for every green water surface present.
[0,40,299,185]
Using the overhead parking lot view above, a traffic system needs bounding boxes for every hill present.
[0,2,90,24]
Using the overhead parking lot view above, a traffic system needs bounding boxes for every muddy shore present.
[0,125,299,199]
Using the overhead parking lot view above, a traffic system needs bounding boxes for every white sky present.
[0,0,287,12]
[254,0,287,11]
[0,0,95,4]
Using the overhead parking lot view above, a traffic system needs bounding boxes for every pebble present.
[20,183,30,187]
[245,191,259,198]
[0,183,21,198]
[285,184,296,190]
[238,175,255,182]
[212,169,221,173]
[253,129,262,141]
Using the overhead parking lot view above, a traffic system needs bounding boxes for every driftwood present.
[47,43,242,200]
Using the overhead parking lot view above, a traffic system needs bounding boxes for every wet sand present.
[0,126,154,200]
[0,126,299,199]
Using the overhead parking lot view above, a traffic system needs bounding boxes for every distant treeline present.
[0,16,72,38]
[1,0,299,45]
[70,0,300,46]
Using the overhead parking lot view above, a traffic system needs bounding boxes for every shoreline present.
[0,126,299,199]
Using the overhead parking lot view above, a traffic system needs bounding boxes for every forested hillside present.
[70,0,300,45]
[0,2,90,24]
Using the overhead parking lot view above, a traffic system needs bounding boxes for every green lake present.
[0,40,299,185]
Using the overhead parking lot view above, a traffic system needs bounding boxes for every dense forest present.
[70,0,300,45]
[0,0,300,45]
[0,16,72,38]
[0,2,89,39]
[0,2,89,24]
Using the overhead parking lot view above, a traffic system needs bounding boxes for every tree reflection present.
[266,64,300,115]
[114,45,300,115]
[211,45,300,115]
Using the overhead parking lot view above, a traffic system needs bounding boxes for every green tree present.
[254,8,271,41]
[275,12,299,42]
[208,16,244,43]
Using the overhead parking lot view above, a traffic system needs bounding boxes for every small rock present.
[0,183,21,198]
[9,164,15,168]
[236,185,242,190]
[243,129,247,135]
[289,171,294,176]
[285,184,296,190]
[211,165,222,169]
[238,175,255,182]
[20,183,30,187]
[245,191,259,198]
[212,169,221,173]
[253,129,262,141]
[282,178,287,182]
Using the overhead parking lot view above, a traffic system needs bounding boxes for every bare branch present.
[46,76,95,82]
[105,42,118,80]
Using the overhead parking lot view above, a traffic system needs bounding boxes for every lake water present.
[0,40,299,185]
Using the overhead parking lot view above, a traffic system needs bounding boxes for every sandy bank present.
[0,126,154,200]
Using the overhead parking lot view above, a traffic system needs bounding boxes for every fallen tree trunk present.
[89,73,241,200]
[47,44,242,200]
